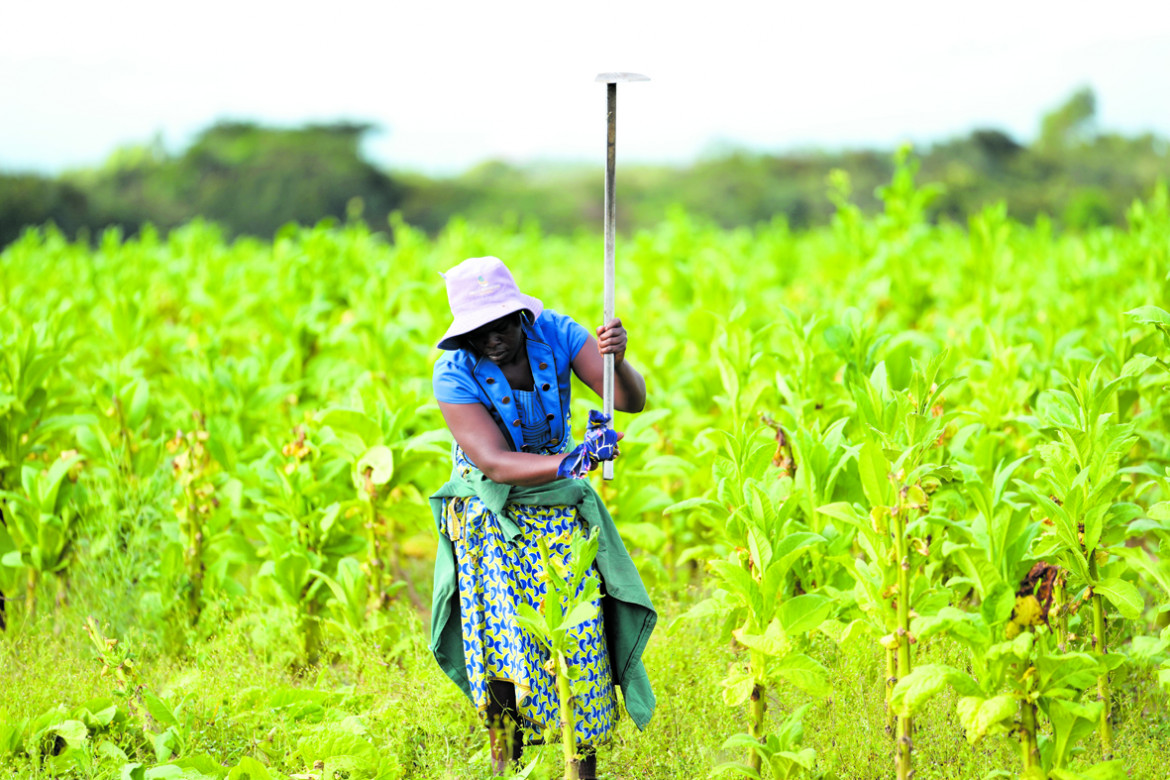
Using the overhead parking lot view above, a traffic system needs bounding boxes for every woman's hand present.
[596,318,628,367]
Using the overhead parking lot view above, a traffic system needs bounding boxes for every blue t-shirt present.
[433,309,590,453]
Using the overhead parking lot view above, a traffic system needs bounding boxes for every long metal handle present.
[602,82,616,481]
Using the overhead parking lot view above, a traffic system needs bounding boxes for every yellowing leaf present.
[1012,595,1043,627]
[721,668,756,707]
[956,695,1016,743]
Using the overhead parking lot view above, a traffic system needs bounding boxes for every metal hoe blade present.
[595,72,651,84]
[595,72,648,480]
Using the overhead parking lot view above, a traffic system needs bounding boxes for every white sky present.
[3,0,1169,175]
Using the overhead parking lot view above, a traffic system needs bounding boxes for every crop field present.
[1,162,1169,780]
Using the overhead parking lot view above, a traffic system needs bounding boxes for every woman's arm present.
[571,317,646,413]
[438,401,569,486]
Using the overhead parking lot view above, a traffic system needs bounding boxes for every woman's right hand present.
[573,319,647,414]
[596,318,628,367]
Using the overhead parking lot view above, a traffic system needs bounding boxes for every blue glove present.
[556,410,619,479]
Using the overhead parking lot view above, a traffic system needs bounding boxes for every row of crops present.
[2,159,1169,779]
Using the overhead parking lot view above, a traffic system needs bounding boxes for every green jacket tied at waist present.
[429,470,657,730]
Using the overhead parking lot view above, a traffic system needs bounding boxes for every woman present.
[428,256,656,778]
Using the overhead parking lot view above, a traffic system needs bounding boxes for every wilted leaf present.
[357,445,394,486]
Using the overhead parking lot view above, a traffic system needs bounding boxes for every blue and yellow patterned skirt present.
[439,461,618,747]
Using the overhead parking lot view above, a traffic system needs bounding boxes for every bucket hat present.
[437,256,544,350]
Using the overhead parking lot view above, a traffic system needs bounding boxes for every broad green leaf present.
[152,729,179,763]
[768,748,817,775]
[296,729,380,777]
[816,502,860,526]
[779,594,832,636]
[141,692,179,729]
[1050,760,1126,780]
[772,654,831,697]
[891,665,978,717]
[987,630,1034,661]
[710,560,759,610]
[770,532,825,581]
[46,719,88,749]
[317,409,378,455]
[561,601,598,631]
[96,740,128,762]
[1094,577,1144,620]
[515,603,550,646]
[858,440,890,508]
[1036,652,1101,694]
[733,619,788,658]
[144,767,183,780]
[980,582,1015,627]
[710,759,761,779]
[1126,305,1170,327]
[74,699,119,728]
[127,379,151,429]
[169,754,223,778]
[669,595,729,631]
[1121,354,1157,378]
[226,756,272,780]
[1048,698,1102,769]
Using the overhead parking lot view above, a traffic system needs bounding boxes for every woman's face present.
[465,312,524,365]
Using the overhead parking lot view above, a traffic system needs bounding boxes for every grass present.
[2,577,1167,780]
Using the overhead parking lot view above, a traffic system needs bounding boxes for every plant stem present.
[386,505,399,597]
[188,508,204,626]
[25,568,37,618]
[54,571,69,634]
[749,683,766,774]
[1091,589,1114,758]
[885,646,897,737]
[1020,694,1039,771]
[894,505,913,780]
[1054,576,1068,652]
[304,600,321,665]
[1086,550,1114,759]
[366,501,383,613]
[557,652,579,780]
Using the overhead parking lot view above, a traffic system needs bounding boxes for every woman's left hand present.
[596,318,628,366]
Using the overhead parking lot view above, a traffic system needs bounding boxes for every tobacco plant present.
[243,424,363,663]
[892,572,1126,780]
[819,354,960,780]
[514,525,603,780]
[0,452,86,620]
[1020,361,1145,758]
[675,423,832,779]
[314,384,450,611]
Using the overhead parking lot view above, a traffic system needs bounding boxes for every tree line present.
[1,88,1165,247]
